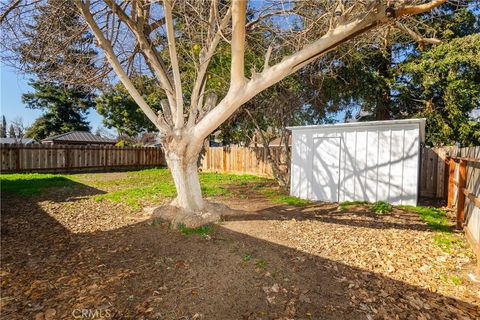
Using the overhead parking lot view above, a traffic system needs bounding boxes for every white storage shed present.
[288,119,425,206]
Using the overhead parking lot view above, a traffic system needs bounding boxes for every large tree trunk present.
[164,143,204,212]
[153,140,233,228]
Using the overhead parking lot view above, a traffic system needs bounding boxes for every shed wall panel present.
[290,122,421,205]
[365,130,379,202]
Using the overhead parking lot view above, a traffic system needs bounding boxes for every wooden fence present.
[0,144,165,173]
[444,146,480,274]
[200,146,287,177]
[419,147,454,198]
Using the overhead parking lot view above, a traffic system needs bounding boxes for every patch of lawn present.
[260,188,311,206]
[201,185,229,197]
[2,168,274,208]
[200,172,267,186]
[338,201,369,209]
[275,195,311,206]
[433,234,462,252]
[176,223,212,236]
[0,173,75,195]
[398,205,451,233]
[93,183,176,208]
[91,169,269,208]
[398,205,462,252]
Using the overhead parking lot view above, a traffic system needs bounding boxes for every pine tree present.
[18,0,98,140]
[23,81,93,140]
[0,116,7,138]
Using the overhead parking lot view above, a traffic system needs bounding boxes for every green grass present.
[176,223,212,236]
[338,201,369,209]
[372,201,392,214]
[260,188,311,206]
[339,201,392,214]
[255,259,269,268]
[0,173,75,195]
[440,274,463,286]
[398,205,451,233]
[398,205,461,252]
[450,275,463,285]
[0,168,270,208]
[88,168,268,208]
[1,168,307,209]
[242,254,252,262]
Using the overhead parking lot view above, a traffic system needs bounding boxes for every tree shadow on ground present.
[222,203,444,232]
[1,184,478,319]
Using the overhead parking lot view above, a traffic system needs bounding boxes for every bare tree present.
[1,0,448,225]
[10,116,26,139]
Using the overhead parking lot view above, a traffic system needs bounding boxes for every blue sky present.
[0,65,106,130]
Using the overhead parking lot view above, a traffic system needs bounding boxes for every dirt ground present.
[1,171,479,319]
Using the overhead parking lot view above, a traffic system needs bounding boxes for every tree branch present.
[104,0,176,118]
[394,0,447,18]
[395,21,441,45]
[163,0,184,129]
[0,0,22,24]
[230,0,246,88]
[245,9,294,29]
[75,0,169,133]
[263,45,273,71]
[191,3,386,144]
[187,5,232,128]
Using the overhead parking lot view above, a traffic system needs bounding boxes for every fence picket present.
[0,144,164,172]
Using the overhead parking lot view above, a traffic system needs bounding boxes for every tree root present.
[148,201,241,228]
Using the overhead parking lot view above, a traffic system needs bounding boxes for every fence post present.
[443,155,449,200]
[447,157,455,208]
[222,147,227,172]
[456,159,467,229]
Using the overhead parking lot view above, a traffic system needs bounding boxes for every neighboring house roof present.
[0,137,37,144]
[41,131,116,144]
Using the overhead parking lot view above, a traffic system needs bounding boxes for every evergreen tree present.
[397,34,480,146]
[0,116,6,138]
[18,0,100,89]
[314,5,479,146]
[17,0,99,141]
[23,81,93,140]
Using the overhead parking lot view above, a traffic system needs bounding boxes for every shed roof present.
[287,119,426,142]
[42,131,116,144]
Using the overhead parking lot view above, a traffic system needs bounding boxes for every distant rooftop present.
[41,131,116,145]
[0,137,37,145]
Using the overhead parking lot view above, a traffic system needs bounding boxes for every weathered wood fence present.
[0,144,165,172]
[200,146,287,177]
[419,147,453,198]
[444,146,480,274]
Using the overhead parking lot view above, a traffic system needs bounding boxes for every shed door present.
[311,137,341,202]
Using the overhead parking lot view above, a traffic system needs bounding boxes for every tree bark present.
[164,145,204,212]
